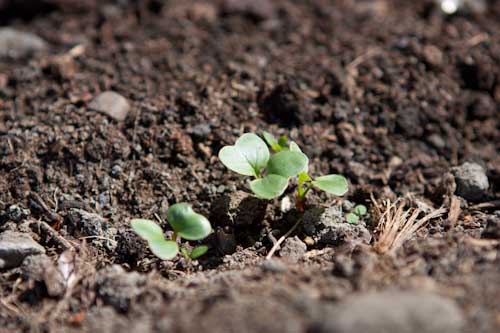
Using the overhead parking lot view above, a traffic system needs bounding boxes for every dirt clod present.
[279,236,307,262]
[481,216,500,239]
[210,191,267,227]
[303,207,371,246]
[96,265,147,313]
[316,291,464,333]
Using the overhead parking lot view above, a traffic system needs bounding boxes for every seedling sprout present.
[219,132,348,211]
[346,204,367,224]
[130,203,212,260]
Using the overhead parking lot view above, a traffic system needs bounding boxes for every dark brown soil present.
[0,1,499,332]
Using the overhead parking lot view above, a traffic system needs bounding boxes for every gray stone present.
[316,291,464,333]
[89,91,130,121]
[7,204,30,222]
[0,231,45,269]
[279,236,307,262]
[302,206,371,246]
[96,265,147,313]
[451,162,489,201]
[0,28,47,58]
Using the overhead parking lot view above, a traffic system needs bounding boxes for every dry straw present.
[372,196,447,255]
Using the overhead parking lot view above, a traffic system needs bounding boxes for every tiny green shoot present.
[346,204,367,224]
[219,132,348,211]
[130,203,212,260]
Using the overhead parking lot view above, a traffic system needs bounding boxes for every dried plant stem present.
[373,197,446,255]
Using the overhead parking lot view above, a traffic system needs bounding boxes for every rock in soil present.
[451,162,489,202]
[210,191,267,227]
[0,28,47,58]
[88,91,131,122]
[96,265,147,313]
[0,231,45,269]
[279,236,307,262]
[67,208,106,237]
[302,206,371,246]
[315,291,464,333]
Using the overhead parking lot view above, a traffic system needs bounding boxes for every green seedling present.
[219,132,348,211]
[130,203,212,260]
[346,204,367,224]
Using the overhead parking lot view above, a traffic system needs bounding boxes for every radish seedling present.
[219,132,348,211]
[130,203,212,260]
[346,204,367,224]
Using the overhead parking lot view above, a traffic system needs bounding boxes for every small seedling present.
[130,203,212,260]
[219,132,348,211]
[346,204,367,224]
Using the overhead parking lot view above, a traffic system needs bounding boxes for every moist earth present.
[0,1,499,332]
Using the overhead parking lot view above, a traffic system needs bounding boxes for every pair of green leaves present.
[130,203,212,260]
[346,204,367,224]
[219,133,348,200]
[219,133,308,199]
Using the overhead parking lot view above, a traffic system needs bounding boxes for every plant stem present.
[302,183,313,198]
[266,217,302,260]
[172,232,178,242]
[296,183,313,212]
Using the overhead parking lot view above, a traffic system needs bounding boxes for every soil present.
[0,0,499,332]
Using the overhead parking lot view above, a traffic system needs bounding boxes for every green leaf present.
[130,219,164,241]
[353,204,367,216]
[263,132,282,152]
[149,239,178,260]
[312,175,348,196]
[266,151,309,178]
[190,245,209,259]
[289,143,309,172]
[180,246,190,259]
[219,146,256,176]
[298,171,312,183]
[289,141,301,152]
[250,174,289,199]
[167,203,212,241]
[278,135,288,148]
[346,213,359,224]
[219,133,269,176]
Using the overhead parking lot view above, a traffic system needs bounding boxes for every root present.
[266,218,302,260]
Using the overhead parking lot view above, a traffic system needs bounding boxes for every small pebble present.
[0,28,47,58]
[451,162,489,202]
[89,91,130,121]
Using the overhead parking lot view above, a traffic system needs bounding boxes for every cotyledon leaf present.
[250,174,289,199]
